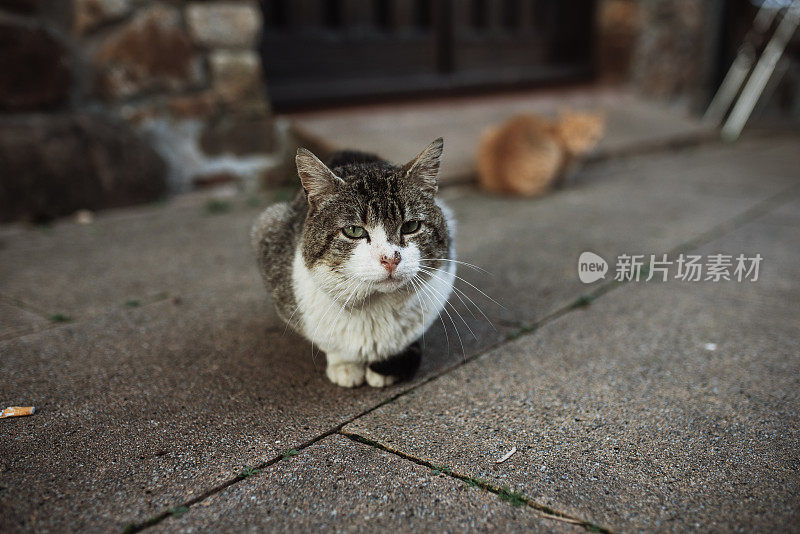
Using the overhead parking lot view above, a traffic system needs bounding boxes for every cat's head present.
[556,110,605,156]
[296,139,450,300]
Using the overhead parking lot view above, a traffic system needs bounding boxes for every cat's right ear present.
[296,148,344,206]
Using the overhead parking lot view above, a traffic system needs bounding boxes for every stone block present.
[632,0,707,101]
[0,0,41,14]
[0,22,71,111]
[73,0,131,35]
[93,4,203,100]
[200,113,275,156]
[168,91,220,119]
[0,113,167,222]
[186,2,261,48]
[208,49,265,104]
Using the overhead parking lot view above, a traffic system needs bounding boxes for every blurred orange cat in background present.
[477,110,605,196]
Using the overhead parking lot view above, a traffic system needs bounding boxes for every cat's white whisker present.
[309,277,359,363]
[417,276,465,360]
[416,269,477,342]
[323,278,363,351]
[410,275,449,356]
[419,265,506,311]
[413,277,427,348]
[419,257,493,276]
[418,265,497,332]
[418,266,478,322]
[282,303,302,336]
[312,277,359,361]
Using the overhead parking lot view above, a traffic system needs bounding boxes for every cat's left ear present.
[296,148,344,206]
[404,137,443,195]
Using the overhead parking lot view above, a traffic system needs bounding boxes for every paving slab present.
[0,196,265,322]
[155,434,579,533]
[291,89,714,183]
[443,136,800,325]
[0,297,48,341]
[686,199,800,311]
[344,205,800,532]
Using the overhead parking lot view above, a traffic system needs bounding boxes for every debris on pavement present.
[1,406,36,419]
[74,210,94,225]
[494,446,517,464]
[538,512,583,525]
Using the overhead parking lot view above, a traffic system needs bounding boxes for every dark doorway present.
[260,0,597,110]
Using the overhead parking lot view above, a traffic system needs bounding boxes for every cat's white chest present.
[291,249,454,362]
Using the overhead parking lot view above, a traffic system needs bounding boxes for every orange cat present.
[477,110,605,196]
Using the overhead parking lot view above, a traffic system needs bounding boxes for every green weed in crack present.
[570,294,595,309]
[345,433,383,448]
[281,448,299,459]
[168,506,188,518]
[431,465,453,476]
[239,467,260,478]
[497,487,526,507]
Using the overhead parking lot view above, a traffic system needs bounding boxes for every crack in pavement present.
[339,430,613,533]
[124,181,800,533]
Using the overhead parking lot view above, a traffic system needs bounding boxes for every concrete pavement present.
[1,131,799,532]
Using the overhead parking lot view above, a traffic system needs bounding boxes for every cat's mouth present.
[373,275,407,291]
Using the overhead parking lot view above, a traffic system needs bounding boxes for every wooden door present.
[260,0,596,109]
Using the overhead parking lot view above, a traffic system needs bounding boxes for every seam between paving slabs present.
[0,290,177,342]
[339,430,611,533]
[125,182,800,533]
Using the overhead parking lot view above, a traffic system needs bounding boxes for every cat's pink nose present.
[380,251,401,274]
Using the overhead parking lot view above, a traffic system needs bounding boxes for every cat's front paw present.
[326,362,365,388]
[365,368,397,388]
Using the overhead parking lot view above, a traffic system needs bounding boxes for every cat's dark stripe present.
[368,341,422,381]
[327,150,384,169]
[307,227,344,265]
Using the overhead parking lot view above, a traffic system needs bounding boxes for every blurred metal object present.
[706,0,800,141]
[703,4,779,124]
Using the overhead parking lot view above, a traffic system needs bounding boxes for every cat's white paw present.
[326,362,365,388]
[365,368,397,388]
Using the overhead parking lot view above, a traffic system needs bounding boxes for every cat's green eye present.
[342,225,366,239]
[401,220,422,234]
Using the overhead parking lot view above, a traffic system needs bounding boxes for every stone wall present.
[598,0,722,113]
[630,0,717,111]
[1,0,286,221]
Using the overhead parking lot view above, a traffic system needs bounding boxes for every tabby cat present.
[251,139,455,388]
